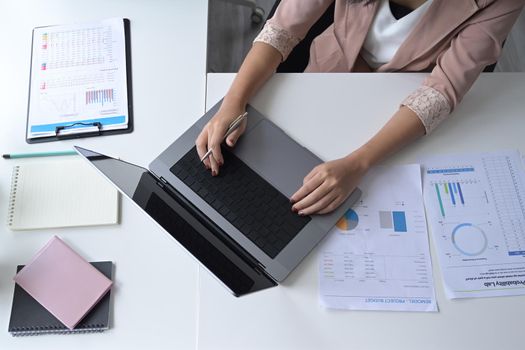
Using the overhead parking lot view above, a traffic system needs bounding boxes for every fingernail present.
[212,170,217,176]
[292,206,297,212]
[298,211,304,216]
[290,199,295,204]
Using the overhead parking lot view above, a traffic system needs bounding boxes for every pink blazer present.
[254,0,524,133]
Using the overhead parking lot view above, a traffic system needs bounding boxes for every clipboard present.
[26,18,133,143]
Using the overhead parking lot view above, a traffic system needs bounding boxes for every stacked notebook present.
[8,236,113,336]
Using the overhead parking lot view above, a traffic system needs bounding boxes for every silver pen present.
[200,111,248,162]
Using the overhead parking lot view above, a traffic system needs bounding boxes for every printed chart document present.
[422,150,525,299]
[27,18,130,140]
[319,164,437,312]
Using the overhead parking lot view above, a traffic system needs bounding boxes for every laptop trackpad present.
[232,119,321,199]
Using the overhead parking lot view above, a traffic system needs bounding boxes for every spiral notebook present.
[8,261,113,336]
[7,158,119,230]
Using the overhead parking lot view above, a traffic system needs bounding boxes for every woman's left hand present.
[290,153,369,215]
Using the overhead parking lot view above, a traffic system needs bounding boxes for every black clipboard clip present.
[55,122,103,139]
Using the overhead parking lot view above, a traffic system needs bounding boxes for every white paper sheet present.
[422,150,525,299]
[27,18,129,139]
[319,164,437,312]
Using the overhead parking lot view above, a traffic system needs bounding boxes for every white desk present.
[0,1,207,349]
[200,73,525,350]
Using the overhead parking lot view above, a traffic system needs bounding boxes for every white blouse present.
[361,0,433,69]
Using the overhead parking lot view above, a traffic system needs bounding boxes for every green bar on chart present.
[435,183,445,217]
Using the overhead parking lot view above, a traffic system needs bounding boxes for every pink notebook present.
[13,236,112,330]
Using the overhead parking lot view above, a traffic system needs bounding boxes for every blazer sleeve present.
[253,0,335,61]
[402,0,524,134]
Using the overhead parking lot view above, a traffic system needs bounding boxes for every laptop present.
[75,100,361,296]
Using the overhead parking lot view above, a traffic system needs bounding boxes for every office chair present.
[218,0,265,23]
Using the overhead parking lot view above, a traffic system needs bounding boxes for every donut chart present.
[451,223,488,256]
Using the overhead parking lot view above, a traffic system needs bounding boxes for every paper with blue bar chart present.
[422,150,525,299]
[319,164,437,312]
[27,18,129,139]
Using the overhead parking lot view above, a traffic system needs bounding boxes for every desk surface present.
[0,1,207,349]
[200,72,525,350]
[1,3,524,347]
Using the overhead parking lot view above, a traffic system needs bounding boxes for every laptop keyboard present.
[170,147,311,258]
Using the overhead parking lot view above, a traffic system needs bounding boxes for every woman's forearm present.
[351,106,426,169]
[291,106,426,215]
[223,42,282,108]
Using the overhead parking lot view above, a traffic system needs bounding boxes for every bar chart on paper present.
[336,209,409,233]
[326,204,428,281]
[379,210,407,232]
[423,150,525,298]
[426,155,525,258]
[86,89,115,106]
[320,164,437,312]
[27,18,130,139]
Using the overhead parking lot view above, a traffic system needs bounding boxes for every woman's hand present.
[290,152,369,215]
[290,106,426,215]
[195,100,247,176]
[195,42,281,176]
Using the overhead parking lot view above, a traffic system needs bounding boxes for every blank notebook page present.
[7,158,119,230]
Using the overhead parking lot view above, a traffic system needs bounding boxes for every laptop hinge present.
[257,263,272,279]
[158,176,168,186]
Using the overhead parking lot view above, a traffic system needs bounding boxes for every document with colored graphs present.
[319,164,437,312]
[422,150,525,299]
[27,18,131,141]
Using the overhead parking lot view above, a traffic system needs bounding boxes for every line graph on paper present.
[39,93,78,117]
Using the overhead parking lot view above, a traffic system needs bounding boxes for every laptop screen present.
[75,146,277,296]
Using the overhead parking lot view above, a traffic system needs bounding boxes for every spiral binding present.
[7,166,20,227]
[11,323,107,336]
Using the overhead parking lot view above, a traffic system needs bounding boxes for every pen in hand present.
[200,111,248,163]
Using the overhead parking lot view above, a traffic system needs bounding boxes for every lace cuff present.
[253,22,301,61]
[402,86,451,134]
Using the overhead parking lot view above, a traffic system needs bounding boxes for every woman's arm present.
[358,106,426,169]
[223,42,282,111]
[195,42,281,175]
[290,106,425,215]
[196,0,334,176]
[291,1,524,215]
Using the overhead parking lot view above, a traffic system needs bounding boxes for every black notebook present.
[8,261,113,336]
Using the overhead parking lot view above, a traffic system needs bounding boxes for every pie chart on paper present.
[336,209,359,231]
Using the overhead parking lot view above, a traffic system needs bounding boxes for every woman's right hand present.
[195,100,247,176]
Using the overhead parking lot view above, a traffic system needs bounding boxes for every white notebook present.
[7,159,119,230]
